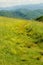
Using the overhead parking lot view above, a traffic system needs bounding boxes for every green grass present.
[0,17,43,65]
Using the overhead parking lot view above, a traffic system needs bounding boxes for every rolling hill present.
[0,4,43,20]
[0,17,43,65]
[0,9,43,20]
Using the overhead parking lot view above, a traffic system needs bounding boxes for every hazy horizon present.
[0,0,43,7]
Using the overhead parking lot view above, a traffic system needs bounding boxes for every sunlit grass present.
[0,17,43,65]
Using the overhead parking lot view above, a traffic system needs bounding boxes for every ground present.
[0,17,43,65]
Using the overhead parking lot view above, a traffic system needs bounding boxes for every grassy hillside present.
[0,17,43,65]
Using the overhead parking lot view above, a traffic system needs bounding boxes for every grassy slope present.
[0,17,43,65]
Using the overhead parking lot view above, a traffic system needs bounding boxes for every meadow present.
[0,17,43,65]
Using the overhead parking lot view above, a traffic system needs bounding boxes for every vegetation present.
[36,16,43,21]
[0,17,43,65]
[0,9,43,20]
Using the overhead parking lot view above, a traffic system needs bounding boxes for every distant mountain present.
[0,9,43,20]
[0,4,43,20]
[1,3,43,10]
[36,16,43,21]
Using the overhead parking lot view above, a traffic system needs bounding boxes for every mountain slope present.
[0,17,43,65]
[0,4,43,20]
[0,9,43,20]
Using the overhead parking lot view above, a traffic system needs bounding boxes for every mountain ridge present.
[0,3,43,20]
[0,3,43,10]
